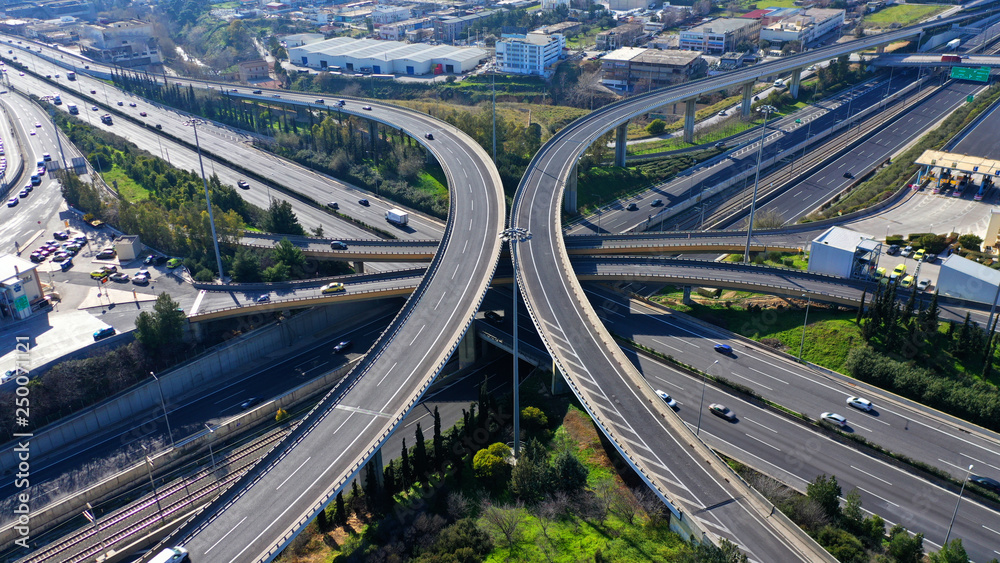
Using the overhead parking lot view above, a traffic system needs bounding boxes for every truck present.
[942,54,962,63]
[946,38,961,51]
[52,93,61,105]
[100,114,113,125]
[67,103,78,114]
[773,79,785,88]
[66,71,75,81]
[385,208,408,226]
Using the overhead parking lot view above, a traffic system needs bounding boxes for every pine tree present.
[414,423,428,482]
[433,406,443,469]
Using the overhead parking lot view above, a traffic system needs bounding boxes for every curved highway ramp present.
[160,104,505,562]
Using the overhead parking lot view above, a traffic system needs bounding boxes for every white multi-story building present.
[77,20,162,65]
[759,8,844,46]
[541,0,570,10]
[372,5,412,25]
[495,30,565,76]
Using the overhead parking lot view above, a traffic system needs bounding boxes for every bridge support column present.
[369,120,378,158]
[876,44,885,54]
[682,286,693,305]
[614,121,629,167]
[191,321,205,343]
[564,162,579,213]
[458,326,479,369]
[790,68,803,99]
[367,449,384,490]
[741,82,753,117]
[353,261,365,273]
[683,99,696,144]
[550,364,569,395]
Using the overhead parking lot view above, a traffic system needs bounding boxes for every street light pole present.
[150,372,175,448]
[744,105,776,264]
[185,119,226,281]
[696,359,719,435]
[142,447,165,521]
[798,294,812,362]
[205,423,217,473]
[500,227,531,459]
[946,464,974,545]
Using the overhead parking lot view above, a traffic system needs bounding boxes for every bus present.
[52,93,61,105]
[67,103,78,114]
[66,71,75,81]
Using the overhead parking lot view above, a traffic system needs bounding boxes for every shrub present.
[473,443,511,482]
[645,119,666,135]
[959,233,983,252]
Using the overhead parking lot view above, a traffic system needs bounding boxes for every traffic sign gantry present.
[951,66,990,83]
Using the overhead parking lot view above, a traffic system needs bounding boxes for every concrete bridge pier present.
[790,68,803,99]
[191,321,205,343]
[364,449,384,490]
[550,364,569,395]
[683,99,696,143]
[683,286,693,305]
[741,82,754,117]
[876,44,886,54]
[564,162,579,213]
[353,261,365,273]
[458,326,479,369]
[615,121,629,167]
[369,120,378,157]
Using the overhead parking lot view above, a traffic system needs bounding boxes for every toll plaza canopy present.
[916,149,1000,176]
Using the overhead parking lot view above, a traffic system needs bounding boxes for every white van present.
[149,547,189,563]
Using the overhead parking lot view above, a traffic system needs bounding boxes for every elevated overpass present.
[873,53,1000,67]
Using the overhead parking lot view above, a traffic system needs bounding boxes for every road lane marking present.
[275,457,312,490]
[651,337,685,354]
[377,362,397,386]
[409,324,426,346]
[857,486,898,508]
[434,291,447,310]
[204,516,247,555]
[850,465,892,486]
[744,433,780,451]
[744,418,778,433]
[213,391,243,405]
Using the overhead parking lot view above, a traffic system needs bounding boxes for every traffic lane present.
[583,285,1000,485]
[951,86,1000,157]
[848,190,995,251]
[518,156,809,561]
[0,309,397,502]
[625,348,1000,563]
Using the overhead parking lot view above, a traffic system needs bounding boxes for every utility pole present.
[744,105,775,263]
[499,227,531,458]
[184,119,225,282]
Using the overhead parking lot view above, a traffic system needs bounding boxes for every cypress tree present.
[414,423,428,482]
[433,406,443,469]
[317,506,328,531]
[856,290,866,325]
[401,438,412,488]
[334,491,347,526]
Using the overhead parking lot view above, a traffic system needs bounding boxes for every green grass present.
[101,165,149,201]
[725,252,809,270]
[866,4,948,27]
[565,26,611,49]
[414,168,448,200]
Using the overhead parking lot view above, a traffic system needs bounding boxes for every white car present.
[846,397,872,412]
[656,390,677,408]
[821,412,847,427]
[917,278,931,291]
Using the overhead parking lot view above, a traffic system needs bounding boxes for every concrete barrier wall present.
[0,300,400,475]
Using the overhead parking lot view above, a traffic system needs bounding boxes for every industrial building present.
[288,37,486,75]
[759,8,845,46]
[596,23,644,50]
[496,30,565,76]
[433,10,496,43]
[807,226,881,280]
[77,19,161,66]
[600,47,707,91]
[937,254,1000,304]
[679,18,761,54]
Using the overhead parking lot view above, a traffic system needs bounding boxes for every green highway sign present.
[968,95,975,103]
[951,66,991,83]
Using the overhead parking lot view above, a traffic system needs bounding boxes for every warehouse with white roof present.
[288,37,487,75]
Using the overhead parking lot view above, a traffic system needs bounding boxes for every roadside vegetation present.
[274,376,746,563]
[863,4,948,29]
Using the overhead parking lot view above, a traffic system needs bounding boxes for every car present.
[29,253,44,263]
[362,105,372,111]
[753,95,760,101]
[913,248,925,262]
[714,343,732,354]
[52,252,70,262]
[820,412,847,427]
[109,272,129,283]
[626,202,639,211]
[315,98,325,104]
[656,390,677,408]
[90,267,114,279]
[29,131,34,136]
[139,111,147,117]
[18,72,22,77]
[240,397,261,410]
[807,65,817,71]
[2,367,27,384]
[91,105,98,111]
[917,278,932,291]
[166,258,181,268]
[93,327,116,341]
[90,89,96,94]
[961,54,971,60]
[969,475,1000,494]
[843,171,854,179]
[256,294,270,303]
[18,189,28,198]
[358,199,370,206]
[327,201,339,210]
[53,230,68,240]
[272,94,281,98]
[321,282,346,294]
[846,397,873,412]
[330,241,348,250]
[117,101,124,106]
[887,244,900,256]
[714,142,726,149]
[59,259,73,271]
[873,266,885,279]
[129,102,137,107]
[901,245,913,257]
[96,248,116,260]
[900,275,914,288]
[136,268,150,279]
[484,311,502,322]
[651,199,663,207]
[333,340,352,353]
[925,253,937,263]
[132,274,149,285]
[338,100,347,106]
[709,404,735,420]
[237,180,250,189]
[717,110,727,117]
[252,90,262,94]
[425,132,434,140]
[6,196,16,207]
[33,122,40,128]
[890,263,907,281]
[23,185,33,193]
[155,124,162,130]
[42,153,51,161]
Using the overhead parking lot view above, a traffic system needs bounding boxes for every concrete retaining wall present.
[0,300,400,475]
